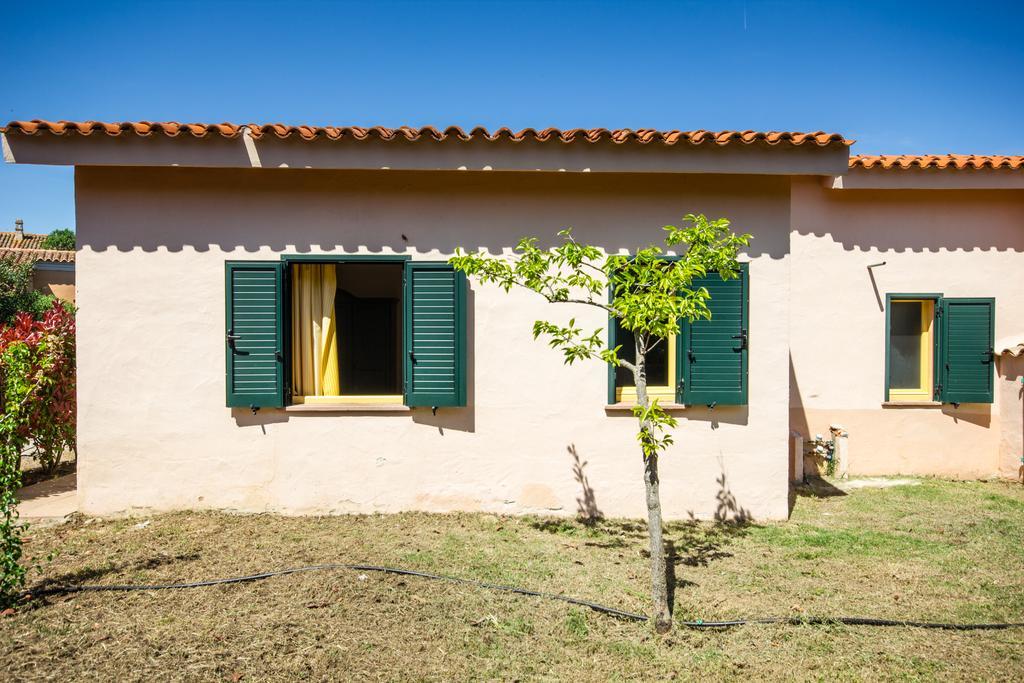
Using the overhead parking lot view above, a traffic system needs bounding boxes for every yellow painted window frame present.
[614,330,677,404]
[291,266,403,407]
[888,299,934,403]
[291,394,403,406]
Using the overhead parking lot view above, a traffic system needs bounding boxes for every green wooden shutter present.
[939,297,994,404]
[404,262,467,407]
[225,261,286,409]
[680,266,749,406]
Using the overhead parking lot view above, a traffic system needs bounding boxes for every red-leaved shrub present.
[0,301,76,473]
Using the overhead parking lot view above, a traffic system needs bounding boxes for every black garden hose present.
[20,563,1024,630]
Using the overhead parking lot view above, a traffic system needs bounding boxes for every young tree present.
[450,214,750,633]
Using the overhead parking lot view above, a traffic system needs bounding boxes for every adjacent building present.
[0,219,76,302]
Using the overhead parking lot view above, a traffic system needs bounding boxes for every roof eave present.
[829,166,1024,190]
[2,130,852,176]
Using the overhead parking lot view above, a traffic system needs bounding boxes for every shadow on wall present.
[75,166,790,260]
[794,188,1024,253]
[568,443,603,523]
[604,405,749,428]
[941,403,991,428]
[711,470,752,523]
[230,288,477,433]
[687,405,749,429]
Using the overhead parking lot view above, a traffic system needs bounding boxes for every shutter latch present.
[226,329,242,351]
[732,328,748,351]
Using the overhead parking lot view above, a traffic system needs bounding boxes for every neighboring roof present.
[2,120,851,147]
[0,231,47,250]
[0,246,75,265]
[0,232,75,265]
[850,155,1024,171]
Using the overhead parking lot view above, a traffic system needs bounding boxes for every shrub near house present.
[0,302,76,605]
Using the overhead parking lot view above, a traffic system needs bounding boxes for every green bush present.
[40,229,75,251]
[0,254,54,326]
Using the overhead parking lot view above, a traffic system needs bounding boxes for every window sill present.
[605,402,689,412]
[882,401,943,408]
[285,403,411,413]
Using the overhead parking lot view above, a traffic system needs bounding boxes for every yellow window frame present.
[292,394,403,406]
[615,331,677,404]
[888,299,934,402]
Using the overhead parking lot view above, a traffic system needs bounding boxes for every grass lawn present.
[3,479,1023,681]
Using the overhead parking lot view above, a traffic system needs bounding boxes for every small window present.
[290,262,403,406]
[887,299,934,402]
[613,322,676,404]
[605,266,749,407]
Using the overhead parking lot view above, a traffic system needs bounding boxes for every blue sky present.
[2,0,1022,232]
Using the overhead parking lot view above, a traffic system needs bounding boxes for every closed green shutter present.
[225,261,286,409]
[680,266,749,406]
[939,297,994,404]
[403,262,467,407]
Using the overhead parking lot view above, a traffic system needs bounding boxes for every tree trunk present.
[634,337,672,633]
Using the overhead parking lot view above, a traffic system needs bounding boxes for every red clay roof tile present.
[0,231,48,250]
[13,121,1022,170]
[0,246,75,265]
[0,232,74,264]
[2,120,851,147]
[849,155,1024,171]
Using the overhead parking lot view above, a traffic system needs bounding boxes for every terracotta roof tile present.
[0,232,74,264]
[0,246,75,265]
[3,120,851,148]
[0,231,47,250]
[850,155,1024,171]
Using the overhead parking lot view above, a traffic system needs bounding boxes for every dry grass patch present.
[2,479,1023,681]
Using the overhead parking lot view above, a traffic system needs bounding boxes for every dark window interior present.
[614,321,669,388]
[889,300,923,389]
[335,263,403,395]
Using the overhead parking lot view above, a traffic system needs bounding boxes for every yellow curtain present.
[291,264,340,396]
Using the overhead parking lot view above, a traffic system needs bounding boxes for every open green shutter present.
[939,297,994,404]
[404,262,467,407]
[681,266,749,406]
[225,261,286,409]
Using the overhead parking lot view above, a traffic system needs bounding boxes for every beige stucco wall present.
[75,167,793,520]
[789,178,1024,478]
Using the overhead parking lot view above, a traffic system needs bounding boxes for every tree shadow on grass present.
[528,512,753,618]
[529,467,756,617]
[664,518,752,614]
